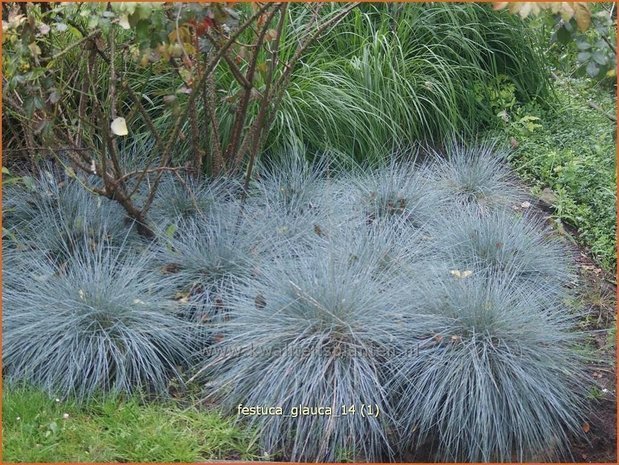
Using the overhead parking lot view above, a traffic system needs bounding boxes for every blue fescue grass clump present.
[428,206,574,297]
[428,142,526,211]
[3,239,198,401]
[246,152,340,248]
[153,204,283,323]
[347,156,440,227]
[251,152,330,216]
[195,228,427,462]
[390,273,587,462]
[149,174,241,232]
[3,142,589,462]
[2,172,135,259]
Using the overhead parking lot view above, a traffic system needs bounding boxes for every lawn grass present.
[2,386,259,462]
[502,76,616,273]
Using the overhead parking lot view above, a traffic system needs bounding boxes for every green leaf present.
[165,224,178,238]
[576,39,591,50]
[577,51,591,63]
[23,97,36,117]
[556,25,572,44]
[135,20,150,45]
[586,60,600,77]
[592,51,609,66]
[22,176,36,191]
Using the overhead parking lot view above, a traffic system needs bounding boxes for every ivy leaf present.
[575,39,591,50]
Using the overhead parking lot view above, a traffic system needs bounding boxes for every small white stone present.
[62,413,69,419]
[16,416,21,421]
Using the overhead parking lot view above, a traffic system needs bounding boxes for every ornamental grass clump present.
[3,173,134,260]
[392,273,587,462]
[430,206,574,297]
[2,239,198,401]
[154,207,277,323]
[245,151,350,252]
[149,174,241,232]
[197,227,430,462]
[251,152,332,217]
[428,142,526,211]
[348,157,440,227]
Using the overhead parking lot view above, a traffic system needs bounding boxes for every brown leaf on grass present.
[255,293,267,310]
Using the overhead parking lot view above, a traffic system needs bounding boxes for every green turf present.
[2,386,259,462]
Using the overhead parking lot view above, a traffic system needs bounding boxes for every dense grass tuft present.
[149,174,241,231]
[428,142,526,211]
[392,273,587,462]
[198,231,426,462]
[429,206,574,297]
[3,241,197,401]
[347,155,440,227]
[2,172,134,260]
[154,206,281,323]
